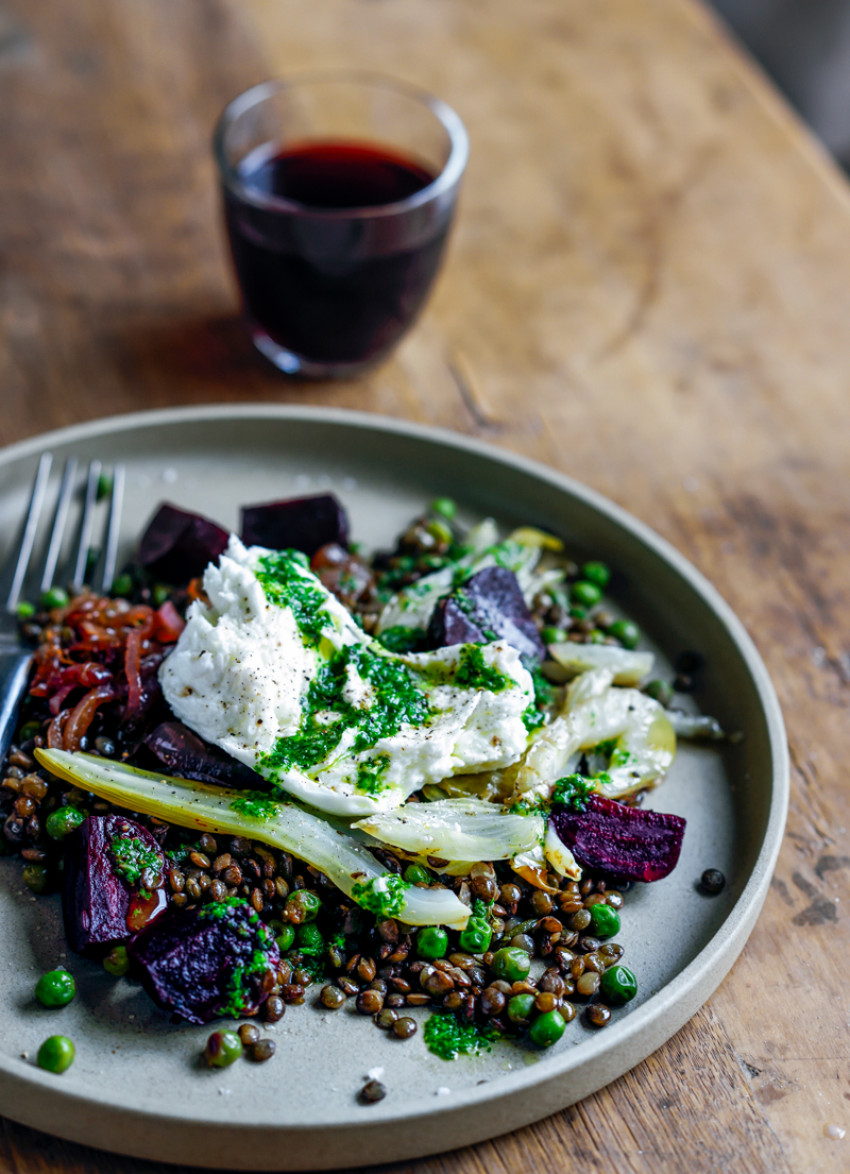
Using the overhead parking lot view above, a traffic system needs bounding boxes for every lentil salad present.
[2,492,711,1065]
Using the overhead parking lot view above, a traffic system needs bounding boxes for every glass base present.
[250,325,383,380]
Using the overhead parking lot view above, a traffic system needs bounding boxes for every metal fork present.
[0,454,125,765]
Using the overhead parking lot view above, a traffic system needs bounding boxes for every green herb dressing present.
[594,738,618,757]
[454,646,513,693]
[375,625,426,653]
[551,773,597,811]
[521,702,545,732]
[355,753,392,794]
[217,948,272,1018]
[256,550,335,647]
[423,1012,498,1060]
[109,836,161,887]
[351,874,411,918]
[198,898,275,1017]
[257,643,430,780]
[229,792,281,822]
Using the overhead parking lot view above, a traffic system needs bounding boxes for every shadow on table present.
[111,313,272,397]
[107,312,366,407]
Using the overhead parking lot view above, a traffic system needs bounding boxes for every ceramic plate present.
[0,406,788,1170]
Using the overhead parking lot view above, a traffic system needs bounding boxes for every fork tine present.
[71,460,102,591]
[39,457,78,595]
[98,463,125,593]
[5,452,53,612]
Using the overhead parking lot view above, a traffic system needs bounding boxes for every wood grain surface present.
[1,0,849,1170]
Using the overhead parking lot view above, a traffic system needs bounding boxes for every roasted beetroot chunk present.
[428,566,547,663]
[128,898,280,1025]
[144,721,261,788]
[136,503,229,583]
[551,794,686,883]
[63,815,167,955]
[240,493,349,556]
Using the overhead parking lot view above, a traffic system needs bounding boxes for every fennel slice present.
[354,798,544,861]
[34,749,470,929]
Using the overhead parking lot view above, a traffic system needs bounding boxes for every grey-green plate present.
[0,406,788,1170]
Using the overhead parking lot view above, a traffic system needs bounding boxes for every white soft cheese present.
[160,536,534,817]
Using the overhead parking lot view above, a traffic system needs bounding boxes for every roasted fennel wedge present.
[35,749,470,929]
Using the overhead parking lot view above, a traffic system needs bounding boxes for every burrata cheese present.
[160,537,534,816]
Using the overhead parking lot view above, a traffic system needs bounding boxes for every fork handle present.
[0,648,34,768]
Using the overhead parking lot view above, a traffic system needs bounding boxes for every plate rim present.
[0,404,790,1165]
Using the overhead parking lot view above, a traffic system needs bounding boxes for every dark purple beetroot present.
[240,493,349,556]
[63,815,167,955]
[428,566,547,663]
[144,721,261,788]
[136,503,229,583]
[128,899,280,1024]
[551,794,686,883]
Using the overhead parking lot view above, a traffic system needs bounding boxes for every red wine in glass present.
[222,140,455,374]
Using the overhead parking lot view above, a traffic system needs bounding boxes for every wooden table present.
[1,0,849,1170]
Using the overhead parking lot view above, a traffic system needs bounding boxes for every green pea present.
[273,922,296,952]
[204,1030,243,1068]
[46,806,85,840]
[580,561,611,589]
[285,890,321,924]
[403,864,431,886]
[15,601,36,619]
[37,1035,75,1074]
[416,926,449,960]
[96,472,113,501]
[430,497,457,521]
[571,580,602,608]
[529,1009,567,1048]
[645,679,673,707]
[608,619,641,650]
[540,626,568,645]
[458,919,492,955]
[569,605,587,620]
[587,630,606,644]
[426,519,453,546]
[152,583,170,607]
[40,586,69,611]
[35,970,75,1008]
[19,720,42,743]
[103,946,129,977]
[600,964,638,1005]
[296,924,324,954]
[588,904,621,939]
[506,992,536,1024]
[23,864,49,894]
[111,572,134,598]
[491,947,531,984]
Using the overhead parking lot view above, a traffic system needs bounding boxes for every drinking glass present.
[213,72,469,378]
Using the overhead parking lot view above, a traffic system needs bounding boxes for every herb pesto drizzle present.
[109,836,161,887]
[255,549,334,647]
[257,644,430,780]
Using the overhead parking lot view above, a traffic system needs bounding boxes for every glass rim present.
[212,70,469,220]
